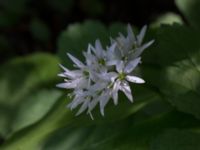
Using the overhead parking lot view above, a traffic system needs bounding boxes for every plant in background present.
[57,25,154,118]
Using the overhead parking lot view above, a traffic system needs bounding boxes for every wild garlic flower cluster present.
[57,25,154,119]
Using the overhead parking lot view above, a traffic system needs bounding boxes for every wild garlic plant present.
[57,25,154,119]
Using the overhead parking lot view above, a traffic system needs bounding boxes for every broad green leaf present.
[0,53,60,137]
[10,89,62,135]
[150,129,200,150]
[160,51,200,119]
[143,24,200,119]
[0,96,73,150]
[176,0,200,31]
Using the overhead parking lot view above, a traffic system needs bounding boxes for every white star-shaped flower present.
[110,58,145,105]
[57,24,154,119]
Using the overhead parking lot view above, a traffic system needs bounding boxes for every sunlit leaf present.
[0,53,60,137]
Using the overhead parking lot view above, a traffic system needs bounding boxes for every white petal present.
[100,92,110,116]
[67,53,85,68]
[56,82,75,89]
[106,60,118,66]
[83,52,95,66]
[70,97,84,110]
[95,39,104,57]
[88,112,94,120]
[116,61,124,73]
[137,25,147,45]
[59,64,69,72]
[108,42,117,53]
[127,24,136,42]
[57,73,66,77]
[76,98,90,116]
[124,57,141,73]
[133,40,155,58]
[126,75,145,84]
[88,98,99,112]
[87,44,92,54]
[120,82,133,102]
[63,70,82,79]
[112,80,120,105]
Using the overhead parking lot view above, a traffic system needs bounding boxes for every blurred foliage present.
[150,12,183,28]
[0,0,200,150]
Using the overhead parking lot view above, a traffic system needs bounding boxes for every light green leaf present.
[10,89,62,135]
[151,12,183,28]
[0,53,60,137]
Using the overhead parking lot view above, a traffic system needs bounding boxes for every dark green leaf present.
[176,0,200,31]
[150,129,200,150]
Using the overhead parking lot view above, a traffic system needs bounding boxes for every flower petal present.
[67,53,85,68]
[127,24,136,42]
[124,57,141,73]
[100,92,110,116]
[136,25,147,45]
[59,64,69,72]
[133,40,154,58]
[126,75,145,84]
[112,80,120,105]
[116,61,125,73]
[56,82,75,89]
[120,82,133,102]
[95,39,104,57]
[76,98,90,116]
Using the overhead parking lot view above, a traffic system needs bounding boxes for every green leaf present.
[143,24,200,119]
[150,129,200,150]
[0,96,73,150]
[42,111,200,150]
[176,0,200,31]
[160,51,200,119]
[0,53,60,137]
[10,89,62,135]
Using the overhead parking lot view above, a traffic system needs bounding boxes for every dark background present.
[0,0,181,64]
